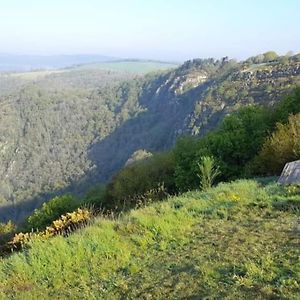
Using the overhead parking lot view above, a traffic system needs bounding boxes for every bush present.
[104,152,176,210]
[83,185,106,208]
[10,208,92,251]
[173,89,300,189]
[293,53,300,62]
[174,106,271,191]
[256,113,300,175]
[272,87,300,124]
[0,220,16,245]
[272,194,300,212]
[174,136,209,192]
[26,194,79,230]
[263,51,278,62]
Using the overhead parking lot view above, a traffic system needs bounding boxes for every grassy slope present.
[0,180,299,299]
[4,60,177,82]
[70,60,179,74]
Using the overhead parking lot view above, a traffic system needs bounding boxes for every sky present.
[0,0,299,61]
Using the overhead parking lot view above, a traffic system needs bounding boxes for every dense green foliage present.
[0,221,15,246]
[25,194,79,231]
[104,152,176,210]
[272,87,300,123]
[208,106,271,177]
[174,106,271,191]
[173,87,300,191]
[256,113,300,174]
[1,180,299,299]
[82,185,107,208]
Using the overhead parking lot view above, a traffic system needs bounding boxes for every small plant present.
[0,221,15,235]
[286,184,300,196]
[9,232,34,250]
[132,183,169,209]
[0,221,16,250]
[197,156,220,191]
[44,208,92,236]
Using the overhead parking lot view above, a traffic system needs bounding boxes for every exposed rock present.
[278,160,300,185]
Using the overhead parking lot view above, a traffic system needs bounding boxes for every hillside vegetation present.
[0,53,300,299]
[0,180,299,299]
[0,52,300,222]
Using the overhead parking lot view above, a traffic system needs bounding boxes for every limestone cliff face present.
[146,60,300,138]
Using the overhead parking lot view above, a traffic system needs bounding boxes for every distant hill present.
[0,54,116,71]
[0,54,178,73]
[69,59,179,74]
[0,52,300,221]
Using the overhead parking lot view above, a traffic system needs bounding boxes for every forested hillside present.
[0,52,300,221]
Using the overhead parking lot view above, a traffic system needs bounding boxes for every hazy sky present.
[1,0,299,61]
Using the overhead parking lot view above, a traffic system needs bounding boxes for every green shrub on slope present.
[26,194,79,231]
[104,152,176,210]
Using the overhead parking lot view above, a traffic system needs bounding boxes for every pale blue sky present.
[0,0,299,61]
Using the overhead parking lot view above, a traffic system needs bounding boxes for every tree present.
[210,106,271,178]
[174,136,211,192]
[173,106,271,190]
[278,56,290,65]
[286,51,294,57]
[104,152,176,210]
[263,51,278,62]
[272,87,300,124]
[253,54,265,64]
[292,53,300,62]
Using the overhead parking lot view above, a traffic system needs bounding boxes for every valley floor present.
[0,180,299,299]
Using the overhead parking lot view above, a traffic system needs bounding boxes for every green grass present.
[71,60,178,74]
[8,69,66,80]
[0,180,299,299]
[8,60,178,80]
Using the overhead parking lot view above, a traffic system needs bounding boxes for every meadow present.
[0,179,299,299]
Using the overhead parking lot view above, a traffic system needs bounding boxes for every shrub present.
[286,184,300,196]
[173,136,209,192]
[263,51,278,62]
[104,152,176,210]
[0,220,16,246]
[272,195,300,212]
[174,106,270,191]
[10,208,92,251]
[256,113,300,175]
[26,194,79,231]
[83,185,106,208]
[0,220,15,235]
[272,87,300,124]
